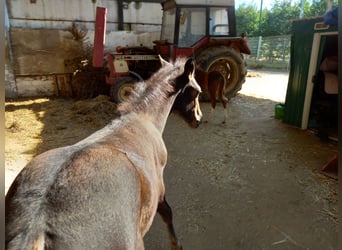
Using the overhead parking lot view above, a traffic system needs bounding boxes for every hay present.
[5,96,119,162]
[246,71,262,78]
[71,95,118,116]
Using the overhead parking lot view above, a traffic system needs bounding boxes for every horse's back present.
[6,145,144,250]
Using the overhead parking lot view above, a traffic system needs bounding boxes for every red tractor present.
[89,0,251,103]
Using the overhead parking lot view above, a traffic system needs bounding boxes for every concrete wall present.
[7,0,162,30]
[5,3,17,98]
[5,40,17,98]
[5,0,163,98]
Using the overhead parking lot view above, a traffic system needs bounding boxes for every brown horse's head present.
[171,58,203,128]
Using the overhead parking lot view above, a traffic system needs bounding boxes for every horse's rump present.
[6,145,150,249]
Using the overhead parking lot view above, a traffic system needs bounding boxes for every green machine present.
[283,16,338,140]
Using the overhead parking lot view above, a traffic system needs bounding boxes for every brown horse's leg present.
[203,79,218,123]
[157,197,182,250]
[218,80,228,124]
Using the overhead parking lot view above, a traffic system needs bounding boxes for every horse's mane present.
[118,57,187,114]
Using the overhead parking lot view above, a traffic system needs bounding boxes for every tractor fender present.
[128,71,144,82]
[110,71,143,103]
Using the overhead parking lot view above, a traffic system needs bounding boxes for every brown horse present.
[195,68,228,124]
[5,57,202,250]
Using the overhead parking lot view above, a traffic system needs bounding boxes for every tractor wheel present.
[110,72,142,103]
[195,46,247,100]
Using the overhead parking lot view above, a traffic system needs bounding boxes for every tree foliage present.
[236,4,260,36]
[236,0,338,36]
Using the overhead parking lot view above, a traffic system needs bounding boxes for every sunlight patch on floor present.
[239,71,289,103]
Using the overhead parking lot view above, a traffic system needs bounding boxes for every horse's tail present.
[5,204,51,250]
[6,183,51,250]
[6,231,50,250]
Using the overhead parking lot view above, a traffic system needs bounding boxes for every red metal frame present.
[93,7,107,68]
[171,37,210,60]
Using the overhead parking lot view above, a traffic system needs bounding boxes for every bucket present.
[275,103,285,119]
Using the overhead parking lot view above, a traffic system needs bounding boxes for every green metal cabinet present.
[284,17,338,129]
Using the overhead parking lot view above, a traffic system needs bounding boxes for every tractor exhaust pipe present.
[93,7,107,68]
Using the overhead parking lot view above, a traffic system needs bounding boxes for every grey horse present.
[6,57,202,250]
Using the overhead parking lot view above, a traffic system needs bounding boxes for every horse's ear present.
[184,58,195,75]
[159,55,171,67]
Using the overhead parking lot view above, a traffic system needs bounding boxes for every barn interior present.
[309,34,338,141]
[4,1,339,249]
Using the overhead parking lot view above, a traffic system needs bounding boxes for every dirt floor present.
[5,71,338,249]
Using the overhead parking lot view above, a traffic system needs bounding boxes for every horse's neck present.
[144,95,177,133]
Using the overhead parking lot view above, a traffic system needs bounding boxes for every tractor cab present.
[156,0,238,60]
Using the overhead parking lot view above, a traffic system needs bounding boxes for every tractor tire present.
[110,72,142,103]
[195,46,247,101]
